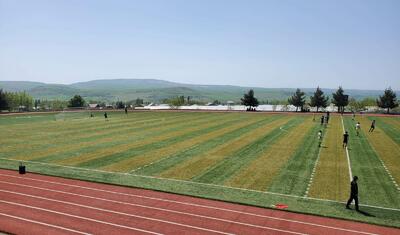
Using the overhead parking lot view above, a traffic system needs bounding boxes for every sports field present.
[0,111,399,227]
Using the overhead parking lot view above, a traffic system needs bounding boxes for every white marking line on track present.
[0,212,90,235]
[0,190,234,235]
[0,175,384,235]
[304,131,325,197]
[0,180,358,235]
[341,115,353,182]
[0,199,161,235]
[0,163,399,213]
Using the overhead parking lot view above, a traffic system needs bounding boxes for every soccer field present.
[0,111,399,227]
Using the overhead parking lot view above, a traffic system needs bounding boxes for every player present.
[355,122,360,136]
[125,106,128,115]
[369,120,376,132]
[320,115,324,125]
[318,130,323,147]
[346,176,359,211]
[343,131,349,148]
[104,112,108,121]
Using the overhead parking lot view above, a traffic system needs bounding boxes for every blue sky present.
[0,0,399,89]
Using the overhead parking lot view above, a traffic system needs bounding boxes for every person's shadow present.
[357,209,375,217]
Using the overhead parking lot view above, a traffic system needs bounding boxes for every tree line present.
[241,87,398,113]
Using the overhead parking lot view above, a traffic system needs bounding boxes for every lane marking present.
[0,176,388,234]
[341,115,353,181]
[0,200,161,235]
[0,166,399,212]
[0,180,378,235]
[304,129,325,197]
[0,190,234,235]
[0,212,90,235]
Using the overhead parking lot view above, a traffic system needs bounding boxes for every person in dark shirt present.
[343,131,349,148]
[346,176,359,211]
[104,112,108,121]
[369,120,376,132]
[320,115,324,125]
[124,106,128,115]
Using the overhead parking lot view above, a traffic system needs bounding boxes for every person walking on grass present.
[104,112,108,121]
[320,115,324,125]
[369,120,376,132]
[346,176,359,211]
[318,130,323,147]
[343,131,349,148]
[125,106,128,115]
[355,122,361,136]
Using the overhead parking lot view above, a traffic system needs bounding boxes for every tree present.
[348,98,364,112]
[377,88,398,114]
[332,86,349,113]
[68,95,85,108]
[116,101,125,109]
[309,87,329,112]
[0,89,9,110]
[288,88,305,112]
[241,89,259,109]
[167,96,185,109]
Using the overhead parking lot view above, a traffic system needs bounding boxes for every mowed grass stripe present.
[138,115,285,177]
[225,116,313,191]
[0,112,185,147]
[6,113,208,161]
[372,117,400,145]
[267,122,321,195]
[76,114,249,169]
[343,117,400,208]
[192,118,301,184]
[101,114,267,173]
[308,115,349,201]
[0,113,193,158]
[158,115,291,180]
[48,113,231,165]
[358,118,400,185]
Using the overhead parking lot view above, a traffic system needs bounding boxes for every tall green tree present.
[377,88,398,114]
[288,88,305,112]
[332,86,349,113]
[68,95,86,107]
[0,89,9,110]
[309,87,329,112]
[241,89,259,108]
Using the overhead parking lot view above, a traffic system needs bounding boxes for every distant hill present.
[0,79,395,103]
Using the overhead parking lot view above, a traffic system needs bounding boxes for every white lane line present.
[304,131,325,197]
[0,199,161,235]
[0,169,399,212]
[0,212,90,235]
[341,115,353,182]
[0,190,234,235]
[0,177,382,235]
[0,180,346,234]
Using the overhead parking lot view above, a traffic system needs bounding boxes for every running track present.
[0,169,398,235]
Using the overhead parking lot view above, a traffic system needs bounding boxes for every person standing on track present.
[343,131,349,148]
[355,122,361,136]
[369,120,376,132]
[346,176,359,211]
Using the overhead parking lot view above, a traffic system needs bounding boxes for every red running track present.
[0,169,398,235]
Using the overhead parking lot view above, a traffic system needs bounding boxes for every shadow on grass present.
[357,209,375,217]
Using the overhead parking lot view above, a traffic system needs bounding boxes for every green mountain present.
[0,79,395,103]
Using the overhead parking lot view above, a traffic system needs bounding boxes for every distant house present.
[105,104,114,109]
[226,101,235,106]
[88,104,99,109]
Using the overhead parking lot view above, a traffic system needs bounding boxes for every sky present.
[0,0,399,90]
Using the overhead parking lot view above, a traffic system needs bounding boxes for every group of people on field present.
[317,112,376,212]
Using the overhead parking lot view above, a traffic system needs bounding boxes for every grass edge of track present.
[0,158,399,229]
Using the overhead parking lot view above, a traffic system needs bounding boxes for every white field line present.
[304,131,325,197]
[0,190,303,235]
[0,180,378,235]
[0,160,399,212]
[341,115,353,182]
[0,199,161,235]
[362,138,400,192]
[0,212,90,235]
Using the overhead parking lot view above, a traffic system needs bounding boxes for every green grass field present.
[0,111,399,227]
